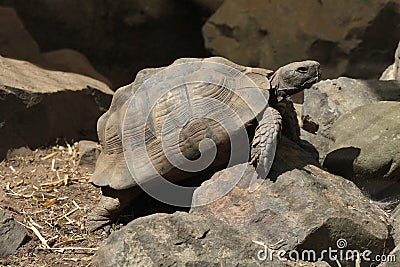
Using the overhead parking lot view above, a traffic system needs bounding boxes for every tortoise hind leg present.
[250,106,282,178]
[86,186,139,232]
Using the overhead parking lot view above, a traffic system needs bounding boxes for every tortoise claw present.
[86,194,121,233]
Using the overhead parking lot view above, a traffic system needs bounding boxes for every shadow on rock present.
[269,136,320,181]
[323,146,361,178]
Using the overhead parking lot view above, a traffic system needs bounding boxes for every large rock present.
[92,212,329,266]
[301,77,400,158]
[191,163,393,265]
[380,41,400,80]
[324,101,400,199]
[92,212,264,266]
[0,55,113,159]
[0,209,27,258]
[203,0,400,79]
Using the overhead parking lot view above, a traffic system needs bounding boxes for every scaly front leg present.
[250,107,282,178]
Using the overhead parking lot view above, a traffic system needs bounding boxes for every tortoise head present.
[270,60,321,98]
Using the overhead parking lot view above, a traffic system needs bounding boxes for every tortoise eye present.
[296,67,308,73]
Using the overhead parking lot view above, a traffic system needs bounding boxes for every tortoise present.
[87,57,320,231]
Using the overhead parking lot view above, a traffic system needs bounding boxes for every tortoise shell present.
[90,57,273,190]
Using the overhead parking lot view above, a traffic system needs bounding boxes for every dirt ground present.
[0,144,108,267]
[0,142,194,267]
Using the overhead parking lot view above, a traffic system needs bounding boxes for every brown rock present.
[203,0,400,79]
[92,212,272,266]
[0,55,113,159]
[191,162,393,265]
[92,212,330,266]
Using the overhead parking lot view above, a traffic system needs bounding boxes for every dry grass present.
[0,143,107,266]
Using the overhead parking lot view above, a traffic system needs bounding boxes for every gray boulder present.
[92,212,329,266]
[303,78,400,137]
[191,162,393,265]
[380,41,400,81]
[203,0,400,79]
[323,101,400,198]
[0,209,27,258]
[302,77,400,159]
[0,55,113,159]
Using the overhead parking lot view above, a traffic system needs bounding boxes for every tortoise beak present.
[303,65,321,89]
[301,75,319,89]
